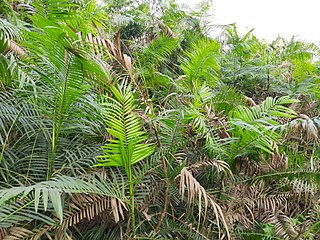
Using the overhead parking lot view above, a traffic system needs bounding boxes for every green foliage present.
[96,83,154,236]
[138,35,180,88]
[96,83,154,169]
[0,0,320,239]
[0,173,126,227]
[181,39,220,91]
[226,97,298,163]
[213,85,245,115]
[0,32,8,54]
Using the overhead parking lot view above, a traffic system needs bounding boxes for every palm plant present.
[0,0,125,238]
[95,82,154,236]
[0,0,320,239]
[226,96,299,162]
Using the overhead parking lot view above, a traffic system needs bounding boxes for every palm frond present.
[0,19,21,41]
[0,173,126,228]
[141,35,179,66]
[213,85,245,115]
[96,83,154,169]
[176,167,230,239]
[181,39,220,90]
[226,96,298,160]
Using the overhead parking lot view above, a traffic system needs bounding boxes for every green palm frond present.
[137,34,180,89]
[0,198,56,229]
[213,85,245,115]
[0,32,8,55]
[181,39,220,91]
[96,83,154,169]
[30,0,78,21]
[96,82,154,235]
[0,19,21,41]
[20,13,109,178]
[0,173,126,227]
[225,96,298,161]
[154,106,186,152]
[283,38,319,62]
[141,35,179,66]
[0,0,14,17]
[0,54,33,89]
[0,91,42,161]
[185,83,213,135]
[231,96,299,120]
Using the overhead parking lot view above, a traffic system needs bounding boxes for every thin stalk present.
[48,107,64,179]
[128,166,136,237]
[26,131,40,180]
[48,51,70,180]
[0,109,22,163]
[0,199,34,223]
[153,124,169,233]
[48,122,59,180]
[47,124,55,180]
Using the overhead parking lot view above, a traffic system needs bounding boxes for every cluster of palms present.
[0,0,319,239]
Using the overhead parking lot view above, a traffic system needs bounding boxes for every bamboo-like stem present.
[128,165,136,237]
[153,124,169,233]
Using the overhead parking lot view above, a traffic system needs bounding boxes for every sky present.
[176,0,320,43]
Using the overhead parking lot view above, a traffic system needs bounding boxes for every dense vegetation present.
[0,0,320,239]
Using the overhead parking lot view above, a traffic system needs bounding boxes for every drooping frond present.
[1,193,126,239]
[177,167,230,239]
[0,19,21,41]
[0,173,126,227]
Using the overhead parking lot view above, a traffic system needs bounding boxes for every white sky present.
[176,0,320,43]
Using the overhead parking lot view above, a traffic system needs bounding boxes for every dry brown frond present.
[225,174,317,238]
[68,194,127,224]
[2,194,126,240]
[283,178,316,204]
[267,214,299,240]
[0,228,6,240]
[290,95,318,117]
[188,159,232,176]
[239,149,287,177]
[80,32,135,83]
[277,61,291,69]
[177,167,230,239]
[295,114,319,143]
[3,227,33,240]
[4,40,25,56]
[209,117,230,139]
[156,19,174,37]
[240,157,267,176]
[269,147,288,171]
[244,96,257,106]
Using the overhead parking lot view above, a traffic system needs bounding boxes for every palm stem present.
[48,51,71,180]
[48,121,61,180]
[153,125,169,233]
[128,166,136,237]
[0,109,22,163]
